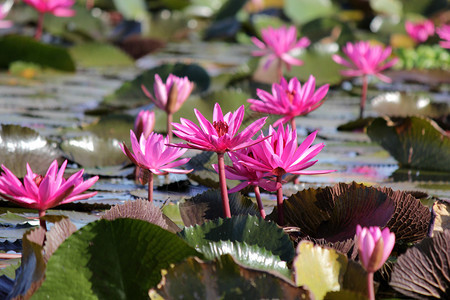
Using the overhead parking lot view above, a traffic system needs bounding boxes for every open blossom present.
[212,148,280,194]
[142,74,194,115]
[121,130,192,175]
[236,125,335,177]
[171,103,267,153]
[251,25,310,70]
[332,41,398,83]
[356,225,395,273]
[0,160,98,212]
[405,20,435,43]
[134,110,155,140]
[248,75,329,127]
[23,0,76,17]
[436,24,450,49]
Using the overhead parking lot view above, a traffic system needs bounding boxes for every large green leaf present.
[293,241,367,300]
[370,0,403,17]
[283,0,335,25]
[149,255,312,300]
[198,241,292,279]
[69,43,134,68]
[179,215,295,262]
[366,116,450,172]
[112,0,147,20]
[103,63,210,108]
[33,219,201,299]
[0,35,75,72]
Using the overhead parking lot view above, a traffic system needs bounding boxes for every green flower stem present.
[217,152,231,218]
[276,175,284,225]
[253,185,266,219]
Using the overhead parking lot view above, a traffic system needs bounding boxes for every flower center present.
[286,89,296,103]
[213,121,229,137]
[273,167,286,177]
[34,175,44,187]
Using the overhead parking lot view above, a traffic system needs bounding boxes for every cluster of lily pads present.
[0,0,449,299]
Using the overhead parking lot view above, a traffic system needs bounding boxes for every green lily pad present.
[301,17,356,45]
[82,113,135,142]
[149,255,312,299]
[103,63,210,108]
[366,116,450,172]
[370,0,403,17]
[69,43,134,68]
[294,241,367,300]
[179,189,259,227]
[197,240,291,279]
[0,35,75,72]
[179,215,295,262]
[283,0,335,25]
[0,124,62,178]
[0,212,33,226]
[33,219,201,299]
[112,0,147,21]
[60,135,128,168]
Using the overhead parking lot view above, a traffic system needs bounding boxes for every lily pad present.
[179,215,295,262]
[60,135,128,168]
[283,0,335,25]
[366,116,450,172]
[103,63,210,108]
[371,92,449,118]
[0,124,62,178]
[293,241,367,300]
[0,35,75,72]
[197,240,291,279]
[69,43,134,68]
[149,255,312,300]
[179,189,259,226]
[33,219,201,299]
[390,229,450,299]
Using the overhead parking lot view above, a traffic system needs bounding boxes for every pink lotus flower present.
[142,74,194,141]
[248,75,329,129]
[134,110,155,140]
[23,0,76,40]
[252,25,310,79]
[405,20,435,43]
[356,225,395,300]
[23,0,75,16]
[0,160,98,229]
[172,103,268,218]
[332,41,398,118]
[171,103,267,154]
[121,130,192,202]
[0,0,13,29]
[436,24,450,49]
[236,125,335,224]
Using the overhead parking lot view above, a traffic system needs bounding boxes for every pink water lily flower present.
[134,109,155,140]
[0,160,98,229]
[436,24,450,49]
[405,20,435,43]
[142,74,194,141]
[332,41,398,118]
[172,103,267,218]
[248,75,329,130]
[23,0,76,40]
[121,130,192,202]
[236,125,335,224]
[356,225,395,300]
[252,25,310,80]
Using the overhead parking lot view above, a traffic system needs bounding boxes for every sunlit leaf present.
[69,43,134,68]
[284,0,335,25]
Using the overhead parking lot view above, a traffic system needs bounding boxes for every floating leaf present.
[366,116,450,172]
[33,219,201,299]
[60,135,128,168]
[103,63,210,108]
[42,218,77,263]
[283,0,335,25]
[198,240,291,279]
[112,0,147,21]
[390,229,450,299]
[371,92,449,118]
[293,241,367,300]
[179,215,295,262]
[179,189,259,227]
[0,124,62,178]
[149,255,312,300]
[0,212,33,226]
[0,35,75,72]
[69,43,134,68]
